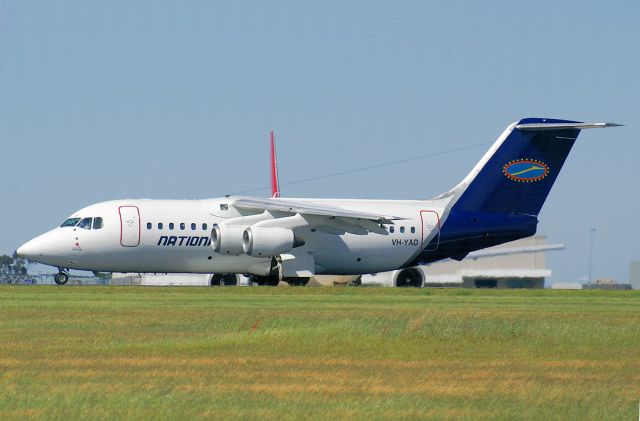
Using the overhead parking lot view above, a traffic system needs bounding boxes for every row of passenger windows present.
[389,226,416,234]
[60,217,104,230]
[147,222,208,231]
[146,222,414,234]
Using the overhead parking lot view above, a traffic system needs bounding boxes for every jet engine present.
[394,268,425,288]
[360,267,425,288]
[242,227,294,257]
[211,224,245,255]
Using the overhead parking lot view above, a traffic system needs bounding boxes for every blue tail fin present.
[410,118,619,266]
[449,118,615,216]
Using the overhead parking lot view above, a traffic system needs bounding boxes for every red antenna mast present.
[270,130,280,198]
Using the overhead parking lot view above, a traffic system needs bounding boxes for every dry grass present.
[0,286,638,420]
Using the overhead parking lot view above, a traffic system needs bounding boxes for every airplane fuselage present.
[22,197,447,276]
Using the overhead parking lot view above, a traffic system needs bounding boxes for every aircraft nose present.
[16,239,43,260]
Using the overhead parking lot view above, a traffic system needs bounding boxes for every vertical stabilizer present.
[447,118,619,216]
[412,118,620,265]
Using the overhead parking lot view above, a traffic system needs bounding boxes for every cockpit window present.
[60,218,81,227]
[78,218,93,230]
[93,217,103,230]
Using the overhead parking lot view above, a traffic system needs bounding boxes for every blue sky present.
[1,1,638,283]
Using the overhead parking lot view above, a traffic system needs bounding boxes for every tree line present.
[0,253,29,275]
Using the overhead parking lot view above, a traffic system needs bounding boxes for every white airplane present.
[17,118,619,286]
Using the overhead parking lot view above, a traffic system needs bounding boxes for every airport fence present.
[0,273,108,285]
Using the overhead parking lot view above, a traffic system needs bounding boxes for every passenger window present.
[158,223,163,230]
[78,218,93,230]
[191,223,196,230]
[93,217,103,230]
[180,223,185,230]
[202,223,208,231]
[410,227,415,234]
[169,223,174,230]
[389,226,395,233]
[400,226,405,234]
[146,222,152,230]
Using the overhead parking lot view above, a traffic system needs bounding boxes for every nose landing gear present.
[54,270,69,285]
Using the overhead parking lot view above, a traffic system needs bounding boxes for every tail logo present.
[503,159,549,182]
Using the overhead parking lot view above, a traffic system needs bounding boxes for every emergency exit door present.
[119,206,140,247]
[420,210,440,251]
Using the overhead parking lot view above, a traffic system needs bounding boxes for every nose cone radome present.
[16,230,69,265]
[16,238,45,260]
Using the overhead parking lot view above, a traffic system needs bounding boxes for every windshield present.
[60,218,81,227]
[78,218,93,230]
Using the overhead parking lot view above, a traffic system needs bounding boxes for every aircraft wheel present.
[54,272,69,285]
[284,277,309,286]
[210,274,238,286]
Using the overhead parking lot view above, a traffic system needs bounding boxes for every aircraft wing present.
[232,197,404,223]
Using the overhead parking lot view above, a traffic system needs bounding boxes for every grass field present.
[0,286,638,420]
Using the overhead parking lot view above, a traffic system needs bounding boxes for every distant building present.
[579,261,639,290]
[425,235,554,289]
[582,278,632,290]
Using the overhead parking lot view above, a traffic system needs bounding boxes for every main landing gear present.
[284,277,310,286]
[54,270,69,285]
[249,275,280,286]
[248,257,310,286]
[248,275,310,287]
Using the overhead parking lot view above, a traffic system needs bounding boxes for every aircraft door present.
[119,206,140,247]
[420,210,440,251]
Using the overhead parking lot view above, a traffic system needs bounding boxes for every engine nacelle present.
[211,224,245,255]
[242,226,294,257]
[394,268,425,288]
[360,267,425,288]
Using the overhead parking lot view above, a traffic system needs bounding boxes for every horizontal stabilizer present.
[516,122,623,131]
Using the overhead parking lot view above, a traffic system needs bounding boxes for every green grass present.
[0,286,638,420]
